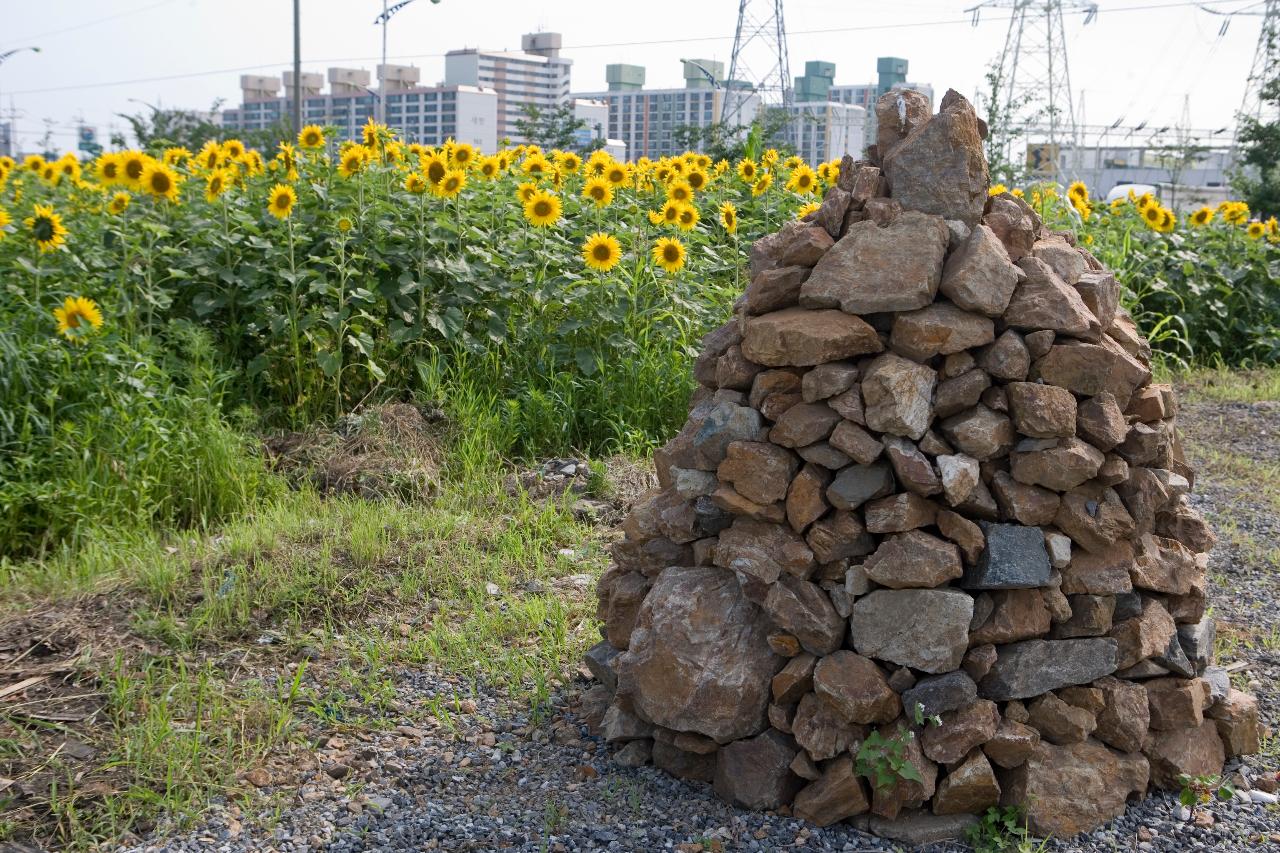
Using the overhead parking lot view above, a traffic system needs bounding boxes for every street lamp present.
[0,47,41,156]
[373,0,441,125]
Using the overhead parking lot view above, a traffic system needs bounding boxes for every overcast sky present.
[0,0,1266,155]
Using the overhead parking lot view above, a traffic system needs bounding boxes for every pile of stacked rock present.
[583,88,1260,841]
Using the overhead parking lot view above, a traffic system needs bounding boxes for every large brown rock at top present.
[713,729,802,810]
[939,224,1022,316]
[1005,257,1102,341]
[1145,720,1226,789]
[1207,689,1261,758]
[741,308,882,367]
[850,589,973,674]
[861,352,937,441]
[978,639,1118,700]
[1093,676,1151,754]
[617,566,782,744]
[875,88,933,158]
[1000,740,1149,837]
[800,212,949,314]
[715,517,815,588]
[882,90,989,227]
[1006,382,1077,439]
[744,265,811,316]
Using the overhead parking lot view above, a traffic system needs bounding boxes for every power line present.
[2,0,1250,97]
[0,0,180,49]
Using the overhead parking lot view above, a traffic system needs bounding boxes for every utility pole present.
[967,0,1098,184]
[722,0,793,146]
[292,0,302,136]
[0,46,41,157]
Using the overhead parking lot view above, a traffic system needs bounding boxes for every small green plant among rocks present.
[854,724,923,791]
[964,805,1046,853]
[1178,773,1237,808]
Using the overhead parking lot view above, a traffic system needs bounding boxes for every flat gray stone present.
[978,638,1119,700]
[850,589,974,674]
[963,523,1052,589]
[901,671,978,719]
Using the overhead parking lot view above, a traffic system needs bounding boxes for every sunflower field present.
[1,122,1278,557]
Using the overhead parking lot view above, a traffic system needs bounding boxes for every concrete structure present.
[573,61,761,161]
[780,101,867,166]
[1053,144,1237,211]
[220,66,498,151]
[826,57,934,110]
[444,32,573,144]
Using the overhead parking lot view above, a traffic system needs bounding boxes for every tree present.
[674,110,794,163]
[113,102,226,152]
[1235,76,1280,219]
[977,62,1044,187]
[512,103,600,152]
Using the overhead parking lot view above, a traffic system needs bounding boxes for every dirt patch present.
[264,402,444,501]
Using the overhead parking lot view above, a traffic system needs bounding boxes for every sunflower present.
[817,161,838,185]
[667,179,693,204]
[646,209,663,226]
[222,139,246,160]
[1142,204,1163,229]
[205,169,231,202]
[676,204,699,231]
[120,150,149,187]
[450,143,476,169]
[761,148,779,168]
[337,216,353,233]
[1189,207,1213,227]
[53,296,103,343]
[140,162,181,202]
[0,155,15,171]
[786,165,818,195]
[362,118,386,149]
[0,206,10,237]
[583,177,613,208]
[195,141,224,171]
[298,125,325,149]
[719,201,737,235]
[267,183,297,219]
[989,183,1009,196]
[404,172,429,194]
[668,158,686,175]
[796,200,821,219]
[338,146,368,179]
[58,156,81,180]
[604,162,629,187]
[1221,202,1249,225]
[654,164,674,184]
[1011,188,1025,198]
[522,153,552,178]
[516,181,539,204]
[1158,208,1175,233]
[108,192,130,215]
[1267,216,1280,240]
[478,156,501,180]
[163,147,192,166]
[1067,181,1089,204]
[581,232,622,273]
[783,155,804,171]
[752,173,773,197]
[686,169,709,193]
[523,190,561,228]
[1247,221,1266,240]
[25,204,68,252]
[436,169,466,198]
[40,164,61,186]
[419,152,448,187]
[90,153,122,186]
[23,154,45,173]
[652,236,686,274]
[660,199,682,226]
[737,159,758,183]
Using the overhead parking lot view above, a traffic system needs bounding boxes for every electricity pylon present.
[722,0,792,139]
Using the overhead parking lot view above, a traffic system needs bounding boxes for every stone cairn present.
[582,88,1261,842]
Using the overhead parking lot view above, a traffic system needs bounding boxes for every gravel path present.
[120,400,1280,853]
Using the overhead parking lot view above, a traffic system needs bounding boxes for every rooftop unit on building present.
[377,64,421,93]
[240,75,281,102]
[328,67,372,95]
[282,71,324,97]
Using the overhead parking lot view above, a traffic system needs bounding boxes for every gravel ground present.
[119,400,1280,853]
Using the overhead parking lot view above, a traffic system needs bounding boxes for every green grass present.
[1172,364,1280,403]
[0,461,611,849]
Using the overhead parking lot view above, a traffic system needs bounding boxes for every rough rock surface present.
[586,83,1253,840]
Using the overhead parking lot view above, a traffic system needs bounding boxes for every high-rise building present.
[781,101,867,166]
[444,32,573,144]
[572,61,761,162]
[791,57,932,160]
[219,66,499,151]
